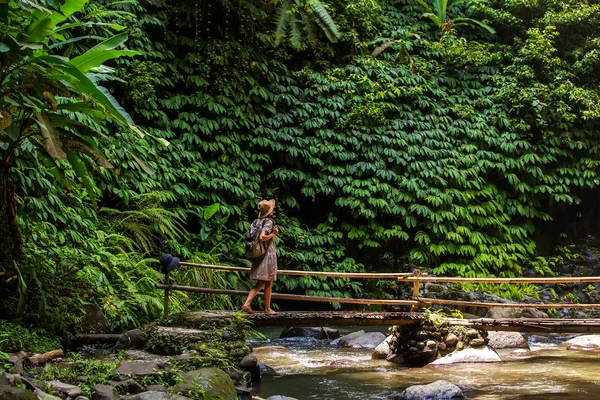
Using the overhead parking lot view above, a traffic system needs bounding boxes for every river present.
[248,327,600,400]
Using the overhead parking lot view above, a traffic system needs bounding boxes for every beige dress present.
[250,218,277,281]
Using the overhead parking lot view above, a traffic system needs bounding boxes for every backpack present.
[244,218,272,259]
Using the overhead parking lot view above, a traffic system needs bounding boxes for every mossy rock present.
[173,368,237,400]
[144,327,216,355]
[0,386,38,400]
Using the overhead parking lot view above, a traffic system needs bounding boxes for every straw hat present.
[257,199,276,218]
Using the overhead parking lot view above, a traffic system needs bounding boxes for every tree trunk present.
[0,163,23,270]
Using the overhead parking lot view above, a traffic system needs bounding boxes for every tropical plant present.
[274,0,341,48]
[414,0,495,39]
[0,0,140,266]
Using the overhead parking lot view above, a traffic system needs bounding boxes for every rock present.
[252,346,293,354]
[279,327,340,340]
[528,335,554,344]
[561,335,600,350]
[258,362,279,376]
[48,380,82,397]
[235,386,252,400]
[330,330,365,346]
[386,354,405,365]
[484,307,547,319]
[93,384,118,400]
[146,385,166,392]
[75,397,90,400]
[266,396,300,400]
[444,334,459,346]
[465,329,479,339]
[124,350,170,363]
[79,303,110,334]
[144,326,215,355]
[469,338,485,347]
[8,351,26,374]
[238,354,258,369]
[430,346,502,365]
[395,380,464,400]
[487,332,529,349]
[372,335,393,360]
[176,368,237,400]
[124,392,190,400]
[114,329,144,350]
[0,371,20,386]
[116,361,166,376]
[108,379,146,394]
[34,389,62,400]
[0,386,38,400]
[336,331,386,349]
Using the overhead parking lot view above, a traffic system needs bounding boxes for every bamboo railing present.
[157,260,600,317]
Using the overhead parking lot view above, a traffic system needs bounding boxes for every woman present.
[242,199,279,315]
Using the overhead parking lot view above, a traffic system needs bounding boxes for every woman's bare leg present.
[264,281,278,314]
[242,281,266,313]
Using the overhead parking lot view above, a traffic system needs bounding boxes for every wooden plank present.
[156,284,419,306]
[247,311,424,327]
[178,262,419,279]
[419,297,600,308]
[399,276,600,283]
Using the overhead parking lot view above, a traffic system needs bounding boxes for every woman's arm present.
[259,225,279,241]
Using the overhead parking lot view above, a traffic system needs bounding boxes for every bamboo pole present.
[418,297,600,308]
[155,284,419,306]
[163,272,170,318]
[398,276,600,283]
[178,262,421,279]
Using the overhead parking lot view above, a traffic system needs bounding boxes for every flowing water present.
[248,327,600,400]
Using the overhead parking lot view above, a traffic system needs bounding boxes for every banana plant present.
[415,0,495,40]
[0,0,140,263]
[274,0,341,49]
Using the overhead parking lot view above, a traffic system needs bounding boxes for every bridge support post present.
[163,272,170,318]
[411,270,421,312]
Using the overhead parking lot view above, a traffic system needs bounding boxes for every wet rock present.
[114,329,144,350]
[238,354,258,369]
[387,354,405,365]
[258,362,279,376]
[336,331,387,349]
[266,396,299,400]
[561,335,600,350]
[116,361,166,376]
[48,380,81,397]
[444,334,459,346]
[487,332,529,349]
[528,335,554,344]
[430,346,502,365]
[279,327,340,340]
[372,335,393,360]
[92,384,118,400]
[330,330,365,346]
[124,392,190,400]
[235,386,252,400]
[108,378,146,394]
[394,380,464,400]
[175,368,236,400]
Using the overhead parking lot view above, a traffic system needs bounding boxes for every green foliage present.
[0,320,60,353]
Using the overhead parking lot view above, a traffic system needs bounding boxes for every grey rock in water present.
[266,396,300,400]
[258,362,279,376]
[372,335,393,360]
[279,327,340,340]
[336,331,387,349]
[330,330,365,346]
[394,380,464,400]
[238,354,258,369]
[561,334,600,350]
[431,346,502,365]
[487,332,529,349]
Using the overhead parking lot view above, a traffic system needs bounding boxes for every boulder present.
[561,335,600,350]
[238,354,258,369]
[372,335,393,360]
[0,386,38,400]
[487,332,529,349]
[48,380,82,398]
[484,308,547,319]
[144,326,215,355]
[116,361,166,376]
[335,331,386,349]
[430,346,502,365]
[279,327,340,340]
[394,380,464,400]
[114,329,144,350]
[92,384,118,400]
[175,368,237,400]
[124,392,190,400]
[330,330,364,346]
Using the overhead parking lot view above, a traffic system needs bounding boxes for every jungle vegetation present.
[1,0,599,339]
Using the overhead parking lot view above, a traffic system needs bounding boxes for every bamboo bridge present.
[156,258,600,333]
